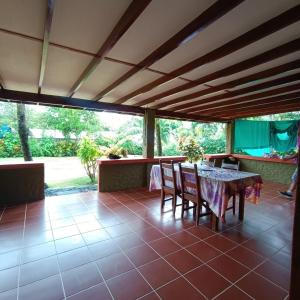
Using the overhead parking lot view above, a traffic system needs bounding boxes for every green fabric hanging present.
[234,120,270,149]
[269,121,298,152]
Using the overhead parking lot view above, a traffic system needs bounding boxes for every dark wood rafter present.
[153,51,300,110]
[197,92,300,115]
[180,74,300,114]
[38,0,55,94]
[93,0,244,101]
[190,83,300,115]
[0,27,195,84]
[67,0,152,97]
[213,97,300,117]
[154,110,225,123]
[0,89,226,123]
[114,4,300,105]
[224,105,300,119]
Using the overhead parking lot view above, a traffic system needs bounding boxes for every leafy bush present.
[178,136,204,163]
[200,138,226,154]
[77,137,101,182]
[0,132,23,157]
[104,145,128,159]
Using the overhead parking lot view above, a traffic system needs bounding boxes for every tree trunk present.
[156,119,162,156]
[17,103,32,161]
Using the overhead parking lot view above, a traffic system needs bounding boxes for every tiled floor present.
[0,181,293,300]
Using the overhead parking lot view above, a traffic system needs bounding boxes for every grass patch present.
[47,176,97,188]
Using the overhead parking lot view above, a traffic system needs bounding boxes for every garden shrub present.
[0,132,23,157]
[77,137,101,183]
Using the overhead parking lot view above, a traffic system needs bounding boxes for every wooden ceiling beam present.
[213,97,300,117]
[115,4,300,105]
[38,0,55,94]
[67,0,152,97]
[196,92,300,114]
[0,89,144,115]
[93,0,244,101]
[224,104,300,119]
[0,89,225,123]
[181,73,300,113]
[191,83,300,115]
[155,110,226,123]
[153,49,300,110]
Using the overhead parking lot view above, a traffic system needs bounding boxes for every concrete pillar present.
[143,109,155,158]
[226,120,235,154]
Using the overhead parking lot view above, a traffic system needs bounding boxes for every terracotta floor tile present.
[236,271,288,300]
[208,254,249,282]
[0,267,18,293]
[97,252,134,280]
[106,269,152,300]
[186,241,222,262]
[0,250,20,271]
[0,288,17,300]
[51,217,75,229]
[138,258,179,289]
[23,230,53,247]
[21,241,56,264]
[136,227,165,242]
[58,246,91,272]
[138,292,160,300]
[19,256,59,286]
[105,224,132,238]
[220,228,253,244]
[185,265,231,299]
[81,229,110,245]
[66,283,112,300]
[156,277,205,300]
[125,244,159,267]
[113,232,145,250]
[205,235,237,252]
[19,274,64,300]
[77,220,102,233]
[186,225,215,239]
[215,286,252,300]
[255,260,290,290]
[148,237,181,256]
[169,231,199,247]
[62,262,103,297]
[88,239,120,260]
[226,246,265,269]
[55,234,86,253]
[242,239,280,257]
[271,250,291,269]
[165,249,202,274]
[52,225,80,240]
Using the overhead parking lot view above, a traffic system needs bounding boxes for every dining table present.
[149,163,263,225]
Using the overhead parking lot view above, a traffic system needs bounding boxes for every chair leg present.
[196,204,200,226]
[232,195,236,215]
[181,200,185,219]
[160,190,165,210]
[211,213,219,231]
[172,195,176,216]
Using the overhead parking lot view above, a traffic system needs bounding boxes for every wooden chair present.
[159,160,181,215]
[178,162,212,225]
[214,158,240,215]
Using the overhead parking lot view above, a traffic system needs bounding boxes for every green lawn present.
[47,176,97,188]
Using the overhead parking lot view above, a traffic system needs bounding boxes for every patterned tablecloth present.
[149,164,263,219]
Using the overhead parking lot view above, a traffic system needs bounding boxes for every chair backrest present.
[159,160,177,191]
[178,162,201,200]
[221,159,240,171]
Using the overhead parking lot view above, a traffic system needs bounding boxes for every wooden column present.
[289,149,300,299]
[226,120,235,154]
[143,109,155,158]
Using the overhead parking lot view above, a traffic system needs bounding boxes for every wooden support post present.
[143,109,155,158]
[289,149,300,299]
[226,120,235,154]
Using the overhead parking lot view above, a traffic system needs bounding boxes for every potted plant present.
[178,136,204,163]
[105,145,128,159]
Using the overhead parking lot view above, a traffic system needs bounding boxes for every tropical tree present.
[41,107,102,139]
